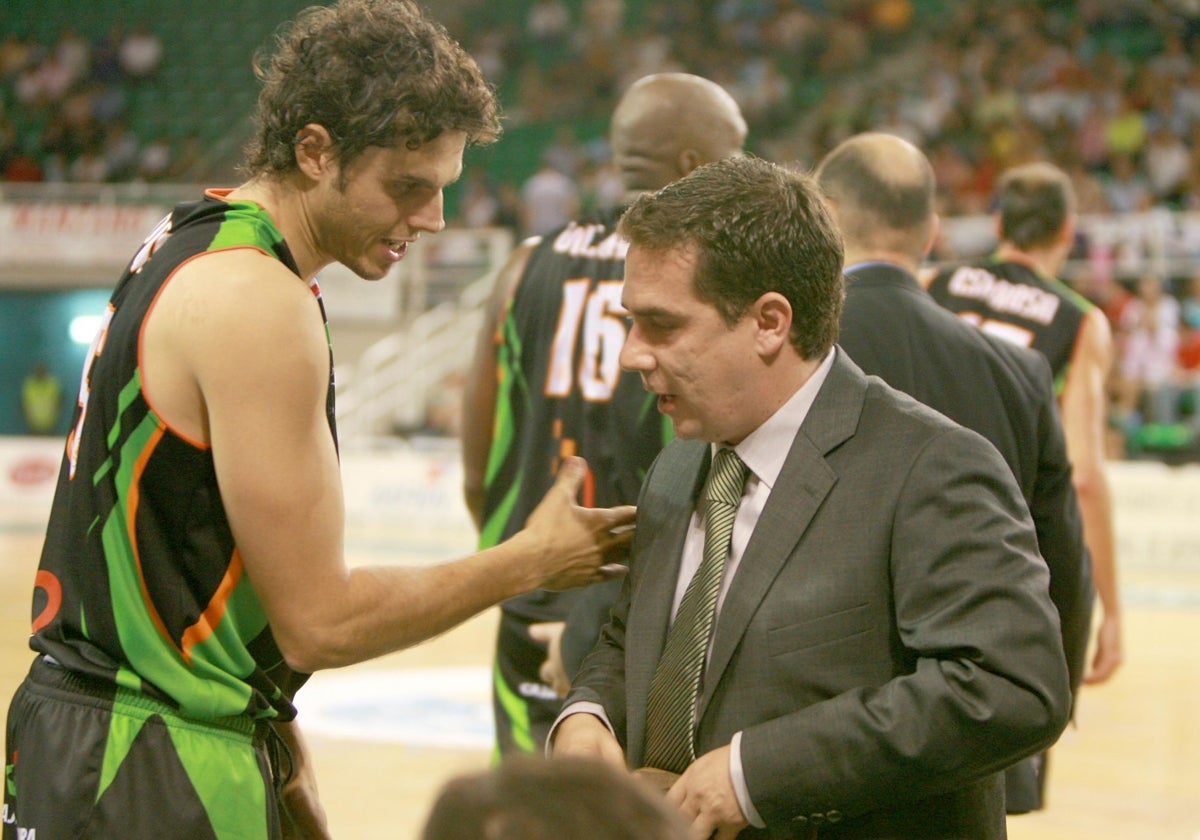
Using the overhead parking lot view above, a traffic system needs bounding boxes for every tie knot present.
[704,448,747,507]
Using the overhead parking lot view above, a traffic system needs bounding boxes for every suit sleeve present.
[739,426,1072,824]
[560,577,623,681]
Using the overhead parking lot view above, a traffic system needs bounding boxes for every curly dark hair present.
[241,0,501,179]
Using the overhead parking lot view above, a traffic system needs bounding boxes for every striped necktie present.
[643,448,748,773]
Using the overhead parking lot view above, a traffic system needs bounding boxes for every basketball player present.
[461,73,747,755]
[927,162,1122,688]
[3,3,634,839]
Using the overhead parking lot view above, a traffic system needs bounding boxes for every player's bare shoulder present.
[1079,306,1115,369]
[142,248,327,443]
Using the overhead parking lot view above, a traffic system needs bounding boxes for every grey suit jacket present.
[567,350,1071,839]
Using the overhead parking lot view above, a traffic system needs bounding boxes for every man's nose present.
[619,329,651,373]
[410,191,446,235]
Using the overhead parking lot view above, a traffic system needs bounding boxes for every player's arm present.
[460,238,538,529]
[1062,307,1122,684]
[148,250,633,673]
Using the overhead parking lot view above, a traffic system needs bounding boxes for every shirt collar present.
[720,349,836,491]
[844,260,901,275]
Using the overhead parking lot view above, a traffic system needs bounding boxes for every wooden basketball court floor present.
[0,463,1197,839]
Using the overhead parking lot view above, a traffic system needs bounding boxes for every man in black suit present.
[815,132,1093,814]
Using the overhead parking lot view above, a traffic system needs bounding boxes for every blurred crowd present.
[442,0,1200,234]
[1104,270,1200,457]
[0,23,187,183]
[3,0,1200,458]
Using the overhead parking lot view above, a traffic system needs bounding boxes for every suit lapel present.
[697,351,868,719]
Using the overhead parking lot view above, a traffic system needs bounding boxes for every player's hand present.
[551,712,626,770]
[529,621,571,697]
[1084,610,1122,684]
[520,457,635,592]
[667,746,748,840]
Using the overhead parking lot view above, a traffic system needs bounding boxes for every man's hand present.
[529,621,570,697]
[666,746,748,840]
[550,713,626,770]
[520,457,635,591]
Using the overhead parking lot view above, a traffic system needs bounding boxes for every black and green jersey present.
[927,257,1092,395]
[480,207,672,623]
[30,190,335,723]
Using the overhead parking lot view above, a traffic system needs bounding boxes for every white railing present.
[334,259,501,443]
[940,209,1200,281]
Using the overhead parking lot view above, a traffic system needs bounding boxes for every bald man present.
[816,133,1092,814]
[462,73,748,755]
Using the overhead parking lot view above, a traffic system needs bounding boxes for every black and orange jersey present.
[30,191,335,722]
[927,257,1091,394]
[480,207,671,622]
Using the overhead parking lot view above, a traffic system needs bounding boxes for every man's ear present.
[294,124,335,181]
[1058,213,1077,251]
[754,292,793,356]
[922,212,940,259]
[822,196,841,229]
[677,148,702,177]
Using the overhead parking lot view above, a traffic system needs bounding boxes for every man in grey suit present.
[550,156,1071,839]
[816,132,1093,815]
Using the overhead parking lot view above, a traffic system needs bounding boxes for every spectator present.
[518,157,580,237]
[0,34,35,80]
[1177,272,1200,431]
[1143,124,1192,205]
[100,119,140,181]
[1104,91,1149,159]
[526,0,571,52]
[1115,274,1183,429]
[1103,153,1152,213]
[135,134,172,182]
[458,168,500,229]
[541,125,585,179]
[118,24,162,80]
[21,362,62,436]
[67,140,108,182]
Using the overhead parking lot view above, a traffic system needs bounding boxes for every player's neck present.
[994,242,1060,279]
[226,176,325,281]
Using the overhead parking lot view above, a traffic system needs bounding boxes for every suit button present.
[826,810,843,823]
[791,815,809,826]
[809,812,825,825]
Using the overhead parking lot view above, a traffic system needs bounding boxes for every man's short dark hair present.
[421,755,687,840]
[618,155,845,360]
[996,162,1075,250]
